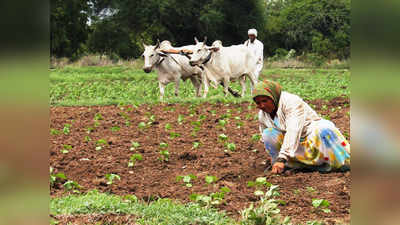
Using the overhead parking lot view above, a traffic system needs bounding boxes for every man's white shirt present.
[244,39,264,78]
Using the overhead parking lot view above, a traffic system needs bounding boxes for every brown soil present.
[50,98,350,224]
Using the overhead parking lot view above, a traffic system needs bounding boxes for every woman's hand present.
[271,162,285,174]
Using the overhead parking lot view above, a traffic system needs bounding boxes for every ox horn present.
[154,39,160,50]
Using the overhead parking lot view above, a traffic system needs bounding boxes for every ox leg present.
[201,71,209,98]
[174,79,180,97]
[247,72,258,92]
[223,78,229,97]
[239,76,246,97]
[190,76,202,97]
[159,82,166,101]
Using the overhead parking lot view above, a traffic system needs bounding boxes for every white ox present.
[142,40,203,100]
[189,37,258,97]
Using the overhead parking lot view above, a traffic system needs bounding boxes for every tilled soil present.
[50,97,350,224]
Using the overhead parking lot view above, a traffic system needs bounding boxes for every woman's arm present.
[277,100,306,161]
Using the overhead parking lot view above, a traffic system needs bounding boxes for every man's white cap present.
[248,28,257,37]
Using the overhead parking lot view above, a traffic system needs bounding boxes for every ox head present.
[142,40,167,73]
[189,36,219,66]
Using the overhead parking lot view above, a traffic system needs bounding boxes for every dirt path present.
[50,98,350,224]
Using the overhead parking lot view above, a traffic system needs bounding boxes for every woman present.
[253,80,350,174]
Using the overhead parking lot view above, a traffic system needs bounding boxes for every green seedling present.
[138,122,146,129]
[245,113,252,120]
[60,144,72,154]
[221,113,231,119]
[198,115,207,121]
[165,123,172,130]
[63,124,71,135]
[130,141,140,151]
[226,142,236,151]
[176,174,197,187]
[86,127,94,134]
[105,173,121,185]
[210,110,216,116]
[159,143,169,162]
[50,128,60,135]
[50,167,66,185]
[191,121,201,136]
[312,199,331,213]
[123,194,138,203]
[177,114,184,125]
[159,150,170,162]
[236,121,243,128]
[205,175,218,184]
[293,189,301,195]
[306,186,317,194]
[251,134,262,142]
[218,119,227,128]
[234,116,241,120]
[190,187,230,207]
[148,115,156,124]
[96,139,108,151]
[84,136,91,142]
[94,113,103,121]
[169,132,181,139]
[192,141,200,149]
[110,126,120,132]
[247,177,272,196]
[218,134,228,141]
[240,185,287,224]
[128,154,143,167]
[159,142,168,149]
[63,180,81,192]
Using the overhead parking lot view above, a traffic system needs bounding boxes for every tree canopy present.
[50,0,350,60]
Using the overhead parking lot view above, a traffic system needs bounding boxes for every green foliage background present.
[50,0,350,60]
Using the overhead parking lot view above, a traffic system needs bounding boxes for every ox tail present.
[219,82,241,98]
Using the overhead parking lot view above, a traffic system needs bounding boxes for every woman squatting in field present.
[253,80,350,174]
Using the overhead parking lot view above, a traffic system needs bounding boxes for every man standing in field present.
[244,28,264,79]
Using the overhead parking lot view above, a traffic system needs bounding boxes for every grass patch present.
[50,190,234,225]
[50,66,349,106]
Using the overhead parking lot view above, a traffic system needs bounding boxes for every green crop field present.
[50,66,349,106]
[50,66,350,225]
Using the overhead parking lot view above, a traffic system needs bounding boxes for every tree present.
[50,0,91,59]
